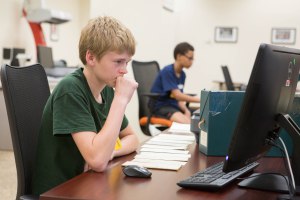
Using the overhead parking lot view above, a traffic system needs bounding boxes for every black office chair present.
[221,65,235,91]
[1,64,50,200]
[132,60,172,136]
[221,65,246,91]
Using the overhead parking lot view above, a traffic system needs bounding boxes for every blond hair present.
[79,16,136,65]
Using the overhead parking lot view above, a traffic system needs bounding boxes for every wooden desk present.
[40,143,286,200]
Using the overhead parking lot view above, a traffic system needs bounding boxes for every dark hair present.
[173,42,194,59]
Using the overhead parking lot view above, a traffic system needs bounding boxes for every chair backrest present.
[132,60,160,120]
[1,64,50,199]
[221,65,235,91]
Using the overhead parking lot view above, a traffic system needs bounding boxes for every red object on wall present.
[23,9,46,47]
[28,22,46,47]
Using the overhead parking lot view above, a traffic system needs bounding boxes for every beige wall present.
[0,0,36,64]
[89,0,300,139]
[41,0,89,66]
[1,0,300,141]
[0,0,88,67]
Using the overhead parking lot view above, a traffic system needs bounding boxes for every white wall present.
[89,0,300,140]
[0,0,35,64]
[0,0,88,67]
[41,0,89,66]
[1,0,300,141]
[178,0,300,94]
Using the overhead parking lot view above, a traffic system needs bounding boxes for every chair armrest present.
[141,92,163,99]
[184,93,198,109]
[184,93,197,96]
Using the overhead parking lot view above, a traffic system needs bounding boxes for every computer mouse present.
[122,165,152,178]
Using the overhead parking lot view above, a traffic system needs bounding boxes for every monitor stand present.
[238,173,300,194]
[238,114,300,199]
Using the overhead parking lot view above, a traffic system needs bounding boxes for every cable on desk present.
[267,137,295,199]
[197,91,210,129]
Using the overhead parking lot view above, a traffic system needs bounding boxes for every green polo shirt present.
[32,68,128,195]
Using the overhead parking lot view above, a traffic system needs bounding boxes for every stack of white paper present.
[167,122,193,134]
[141,144,187,150]
[135,152,190,161]
[140,148,189,154]
[122,133,195,171]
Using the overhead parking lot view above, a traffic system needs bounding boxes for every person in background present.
[150,42,200,124]
[32,16,139,195]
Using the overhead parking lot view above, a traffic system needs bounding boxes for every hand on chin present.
[107,80,116,88]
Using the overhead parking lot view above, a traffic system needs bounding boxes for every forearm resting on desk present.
[72,98,128,172]
[111,125,139,159]
[171,89,200,102]
[83,126,138,172]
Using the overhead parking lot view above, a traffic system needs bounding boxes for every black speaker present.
[3,48,11,60]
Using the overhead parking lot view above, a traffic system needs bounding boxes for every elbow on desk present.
[89,161,108,172]
[87,157,110,172]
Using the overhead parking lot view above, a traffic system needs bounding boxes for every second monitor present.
[223,43,300,194]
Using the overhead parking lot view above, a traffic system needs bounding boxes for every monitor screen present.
[223,44,300,192]
[10,48,25,66]
[37,45,54,68]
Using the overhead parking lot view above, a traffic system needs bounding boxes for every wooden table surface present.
[40,143,289,200]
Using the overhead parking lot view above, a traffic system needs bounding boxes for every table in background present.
[40,143,287,200]
[213,80,244,91]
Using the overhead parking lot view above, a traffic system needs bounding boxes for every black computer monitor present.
[223,44,300,193]
[37,45,55,68]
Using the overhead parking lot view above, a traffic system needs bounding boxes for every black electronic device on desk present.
[37,45,78,77]
[178,44,300,198]
[123,165,152,178]
[44,68,77,78]
[177,161,259,191]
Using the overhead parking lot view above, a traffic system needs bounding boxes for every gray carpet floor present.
[0,150,16,200]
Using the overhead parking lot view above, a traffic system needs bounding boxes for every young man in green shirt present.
[32,16,139,195]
